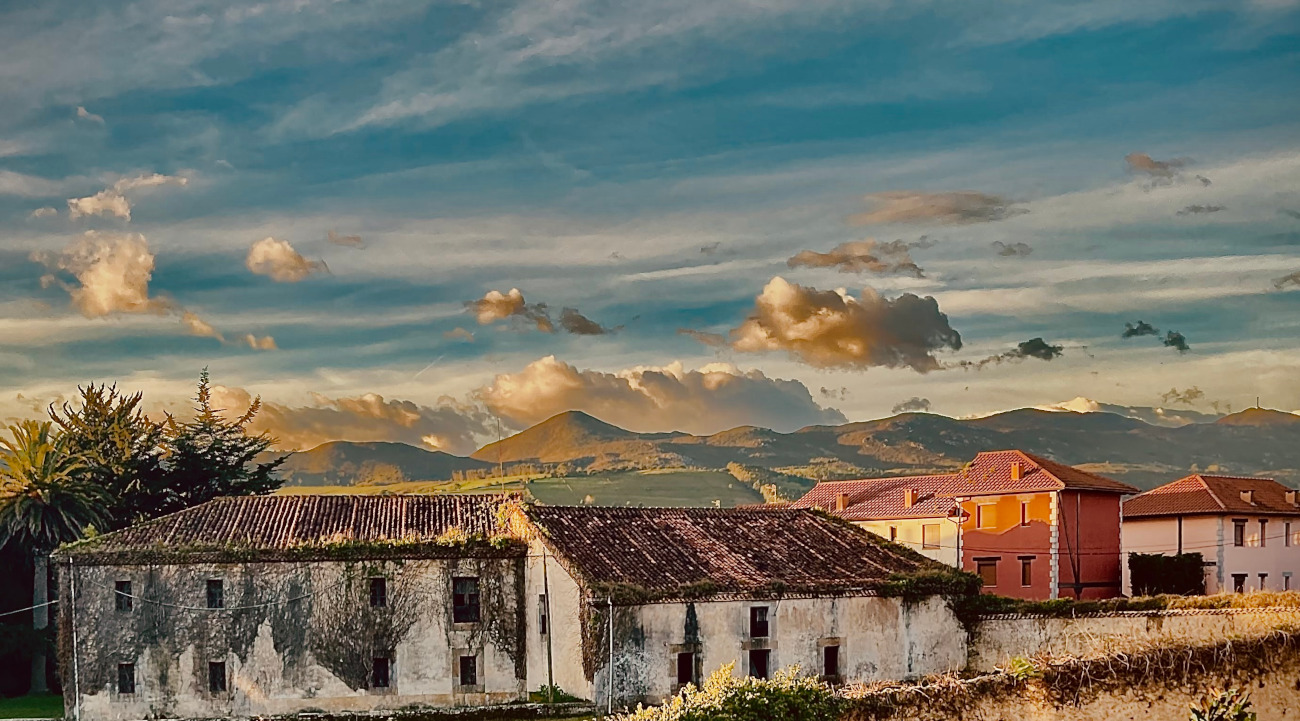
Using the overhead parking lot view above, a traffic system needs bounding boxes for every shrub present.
[1130,552,1206,596]
[1190,688,1256,721]
[613,663,841,721]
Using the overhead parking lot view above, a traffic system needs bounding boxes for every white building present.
[1122,474,1300,594]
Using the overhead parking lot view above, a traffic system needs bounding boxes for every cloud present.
[726,276,962,372]
[67,173,188,221]
[1163,330,1190,353]
[677,328,728,346]
[700,242,723,256]
[0,171,62,198]
[466,288,554,332]
[819,386,849,401]
[787,239,926,277]
[327,230,365,248]
[210,386,493,455]
[850,191,1027,226]
[558,307,613,335]
[31,231,173,317]
[1125,152,1187,178]
[241,334,278,351]
[1160,386,1205,406]
[181,311,222,340]
[477,355,845,435]
[75,106,104,124]
[992,241,1033,257]
[443,327,476,342]
[891,397,932,414]
[1176,204,1224,216]
[953,337,1065,370]
[1274,271,1300,290]
[29,207,57,219]
[245,237,328,282]
[1122,320,1160,338]
[1280,209,1300,221]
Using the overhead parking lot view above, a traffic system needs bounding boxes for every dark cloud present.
[1122,320,1159,338]
[1176,205,1224,216]
[327,230,365,248]
[952,337,1064,370]
[1160,387,1205,406]
[820,386,849,401]
[1280,209,1300,221]
[1274,271,1300,290]
[1196,175,1212,187]
[466,288,554,332]
[992,241,1032,257]
[700,242,723,256]
[850,191,1027,226]
[891,397,931,414]
[787,239,927,277]
[727,277,962,372]
[1163,330,1190,353]
[559,307,613,335]
[678,328,728,346]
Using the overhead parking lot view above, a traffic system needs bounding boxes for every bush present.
[613,663,841,721]
[1190,688,1256,721]
[1130,552,1206,596]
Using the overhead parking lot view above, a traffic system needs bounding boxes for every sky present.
[2,0,1300,454]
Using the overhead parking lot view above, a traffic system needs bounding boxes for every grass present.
[0,694,62,719]
[528,470,765,507]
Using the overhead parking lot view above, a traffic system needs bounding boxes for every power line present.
[0,599,58,618]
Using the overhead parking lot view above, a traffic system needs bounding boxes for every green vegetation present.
[0,694,62,719]
[528,685,586,704]
[1191,689,1256,721]
[1129,552,1206,596]
[528,470,764,508]
[958,589,1300,621]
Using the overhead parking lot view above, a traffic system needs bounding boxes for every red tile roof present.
[789,474,958,520]
[524,505,935,601]
[941,450,1138,496]
[1124,475,1300,519]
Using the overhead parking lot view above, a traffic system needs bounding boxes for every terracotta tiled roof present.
[59,494,516,563]
[940,450,1138,496]
[524,506,933,600]
[789,474,958,520]
[1124,475,1300,518]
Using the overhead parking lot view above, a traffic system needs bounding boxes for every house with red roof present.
[1122,474,1300,594]
[794,450,1139,600]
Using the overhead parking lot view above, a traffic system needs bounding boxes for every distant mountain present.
[279,441,492,486]
[1215,408,1300,427]
[1034,396,1222,427]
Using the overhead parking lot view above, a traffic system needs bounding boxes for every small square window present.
[822,645,840,679]
[676,652,696,685]
[1285,574,1292,592]
[115,581,132,612]
[1259,573,1268,590]
[748,649,770,679]
[117,663,135,694]
[372,657,390,688]
[208,661,226,694]
[977,560,998,587]
[1232,573,1247,593]
[1020,557,1034,587]
[888,526,897,542]
[452,577,480,623]
[370,577,387,608]
[1233,520,1246,547]
[458,655,477,687]
[921,524,940,550]
[538,594,549,636]
[976,504,996,529]
[749,606,769,638]
[206,580,224,609]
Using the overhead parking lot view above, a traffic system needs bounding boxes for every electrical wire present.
[0,599,58,618]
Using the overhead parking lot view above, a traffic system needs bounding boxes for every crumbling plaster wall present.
[522,540,591,701]
[61,556,528,721]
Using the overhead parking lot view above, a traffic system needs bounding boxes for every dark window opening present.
[1232,574,1247,593]
[453,577,480,623]
[676,652,696,685]
[372,657,390,688]
[1020,501,1029,527]
[206,579,224,609]
[115,581,132,612]
[117,663,135,694]
[208,661,227,694]
[749,606,769,638]
[888,526,897,542]
[977,560,998,587]
[538,594,548,636]
[458,655,477,687]
[1259,573,1268,590]
[1020,558,1034,587]
[369,577,387,608]
[1286,575,1292,591]
[823,645,840,679]
[1260,519,1268,547]
[748,649,770,679]
[1233,520,1246,547]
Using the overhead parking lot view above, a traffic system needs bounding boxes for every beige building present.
[1122,474,1300,594]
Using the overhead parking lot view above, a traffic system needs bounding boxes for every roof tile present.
[1124,475,1300,518]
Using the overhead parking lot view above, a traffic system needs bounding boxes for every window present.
[452,577,480,623]
[208,661,227,694]
[1260,519,1268,547]
[976,559,998,587]
[1020,501,1029,527]
[1232,574,1247,593]
[206,579,224,609]
[369,577,387,608]
[115,581,132,612]
[676,652,696,686]
[822,645,840,679]
[888,526,898,542]
[372,657,390,688]
[1285,573,1293,592]
[458,655,477,687]
[976,504,996,529]
[117,663,135,694]
[1233,519,1246,547]
[1259,573,1268,590]
[921,524,941,550]
[1287,522,1292,548]
[1020,557,1034,587]
[538,594,548,636]
[749,606,769,638]
[748,649,770,679]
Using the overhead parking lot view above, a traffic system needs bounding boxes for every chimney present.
[903,488,919,508]
[835,493,851,512]
[1240,489,1255,505]
[1010,462,1022,481]
[1286,490,1297,507]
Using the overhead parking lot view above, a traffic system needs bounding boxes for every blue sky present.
[2,0,1299,453]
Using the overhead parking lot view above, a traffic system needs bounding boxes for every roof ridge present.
[1194,474,1229,511]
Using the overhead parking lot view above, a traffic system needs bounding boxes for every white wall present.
[1123,515,1300,595]
[855,519,958,567]
[523,539,594,701]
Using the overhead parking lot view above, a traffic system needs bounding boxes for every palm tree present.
[0,420,106,694]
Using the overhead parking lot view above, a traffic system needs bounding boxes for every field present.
[0,694,62,719]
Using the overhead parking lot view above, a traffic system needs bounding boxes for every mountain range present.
[276,401,1300,493]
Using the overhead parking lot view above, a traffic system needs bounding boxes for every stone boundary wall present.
[968,606,1300,672]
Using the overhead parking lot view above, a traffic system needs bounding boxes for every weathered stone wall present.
[968,606,1300,671]
[522,540,591,702]
[60,556,528,720]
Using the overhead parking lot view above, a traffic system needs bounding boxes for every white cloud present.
[75,106,104,124]
[66,173,188,221]
[29,206,57,219]
[245,237,328,282]
[32,231,173,317]
[0,170,62,198]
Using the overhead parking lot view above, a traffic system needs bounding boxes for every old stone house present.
[57,494,964,720]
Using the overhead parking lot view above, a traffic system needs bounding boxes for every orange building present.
[795,450,1139,600]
